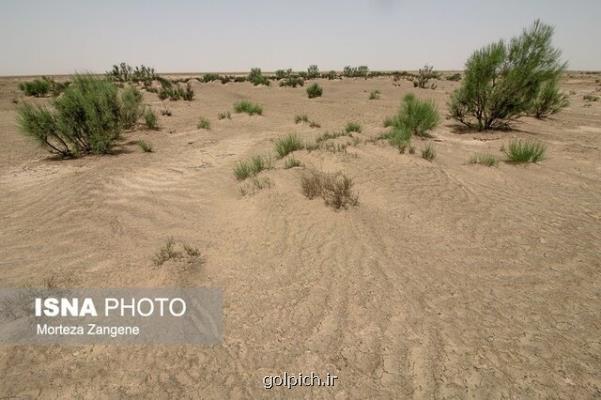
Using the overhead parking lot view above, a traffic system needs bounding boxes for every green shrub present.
[307,65,320,79]
[280,76,304,87]
[275,69,292,79]
[202,73,221,82]
[369,90,380,100]
[469,153,498,166]
[248,68,270,86]
[120,86,144,129]
[306,83,323,98]
[531,78,569,118]
[19,78,51,97]
[449,20,566,130]
[234,100,263,115]
[386,93,439,138]
[137,140,153,152]
[197,117,210,130]
[234,155,272,180]
[343,66,369,78]
[274,134,303,158]
[345,122,362,133]
[284,157,302,169]
[18,74,122,157]
[144,107,159,130]
[421,142,436,161]
[324,70,338,80]
[446,73,462,81]
[503,139,546,163]
[413,65,439,88]
[107,63,156,83]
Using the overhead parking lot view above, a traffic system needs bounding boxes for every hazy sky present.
[1,0,599,76]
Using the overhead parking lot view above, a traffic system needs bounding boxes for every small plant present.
[295,114,309,124]
[317,131,353,144]
[233,155,272,180]
[161,108,172,116]
[503,139,546,163]
[280,76,304,88]
[197,117,211,130]
[583,94,599,102]
[137,140,153,153]
[309,121,321,128]
[384,93,439,142]
[446,73,462,81]
[234,100,263,115]
[248,68,270,86]
[369,90,381,100]
[306,83,323,98]
[421,142,436,161]
[19,78,51,97]
[531,78,569,118]
[284,157,302,169]
[143,107,158,130]
[469,153,497,166]
[413,65,438,88]
[345,122,362,133]
[120,86,144,129]
[307,65,320,79]
[153,237,180,266]
[218,111,231,120]
[274,134,303,158]
[301,170,358,209]
[202,73,221,83]
[183,244,201,257]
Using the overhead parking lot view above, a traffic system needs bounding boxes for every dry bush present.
[301,170,358,209]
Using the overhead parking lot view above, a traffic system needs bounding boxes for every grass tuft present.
[234,155,272,180]
[274,134,304,158]
[469,153,498,166]
[306,83,323,98]
[345,122,362,133]
[421,142,436,161]
[284,157,302,169]
[503,139,546,163]
[197,117,211,130]
[301,170,358,209]
[234,100,263,115]
[218,111,231,120]
[137,140,153,153]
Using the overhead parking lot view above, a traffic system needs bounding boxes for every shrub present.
[120,86,144,129]
[345,122,362,133]
[234,100,263,115]
[218,111,231,120]
[234,155,272,180]
[137,140,153,153]
[386,93,439,139]
[284,157,302,169]
[19,78,51,97]
[157,80,194,101]
[449,20,566,130]
[421,142,436,161]
[343,66,369,78]
[17,74,122,157]
[583,94,599,102]
[202,73,221,82]
[369,90,380,100]
[183,82,194,101]
[469,153,497,166]
[274,134,303,158]
[413,65,439,88]
[307,65,320,79]
[107,63,156,83]
[280,76,304,88]
[144,107,159,130]
[248,68,270,86]
[446,73,462,81]
[275,69,292,79]
[197,117,210,130]
[306,83,323,98]
[324,70,338,80]
[531,78,569,118]
[301,170,358,209]
[503,139,546,163]
[295,114,309,124]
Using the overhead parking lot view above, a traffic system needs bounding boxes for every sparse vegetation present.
[307,65,320,79]
[503,139,546,163]
[234,155,272,180]
[18,77,67,97]
[107,63,156,83]
[137,140,153,153]
[153,237,180,266]
[275,134,303,158]
[369,90,381,100]
[583,94,599,102]
[17,74,123,157]
[383,93,440,146]
[197,117,211,130]
[301,170,358,209]
[306,83,323,98]
[161,107,172,116]
[449,20,567,130]
[144,107,159,130]
[120,86,144,129]
[295,114,309,124]
[248,68,270,86]
[413,64,439,88]
[284,157,302,169]
[239,176,273,196]
[280,76,304,88]
[234,100,263,115]
[469,153,498,166]
[343,66,369,78]
[345,122,362,133]
[421,142,436,161]
[446,73,462,81]
[218,111,231,120]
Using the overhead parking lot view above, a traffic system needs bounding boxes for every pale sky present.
[1,0,599,76]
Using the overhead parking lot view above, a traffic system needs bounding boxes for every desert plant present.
[369,90,380,100]
[301,170,358,209]
[307,65,320,79]
[248,68,270,86]
[421,142,436,161]
[413,65,439,88]
[202,73,221,83]
[469,153,498,166]
[107,63,155,83]
[197,117,210,130]
[144,107,159,130]
[274,134,303,158]
[449,20,566,130]
[324,70,337,80]
[306,83,323,98]
[316,130,352,144]
[446,73,462,81]
[386,93,439,139]
[531,78,569,118]
[280,76,304,87]
[309,121,321,128]
[284,157,302,169]
[18,74,123,157]
[218,111,231,120]
[345,122,362,133]
[295,114,309,124]
[153,237,180,266]
[503,139,546,163]
[343,66,369,78]
[583,94,599,102]
[275,69,292,79]
[19,78,51,97]
[233,155,272,180]
[183,82,194,101]
[120,86,144,129]
[137,140,153,153]
[234,100,263,115]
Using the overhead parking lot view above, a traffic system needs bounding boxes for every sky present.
[1,0,599,76]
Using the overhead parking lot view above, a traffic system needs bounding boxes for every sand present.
[0,73,600,399]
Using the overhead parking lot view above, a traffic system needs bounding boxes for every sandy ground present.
[0,73,600,399]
